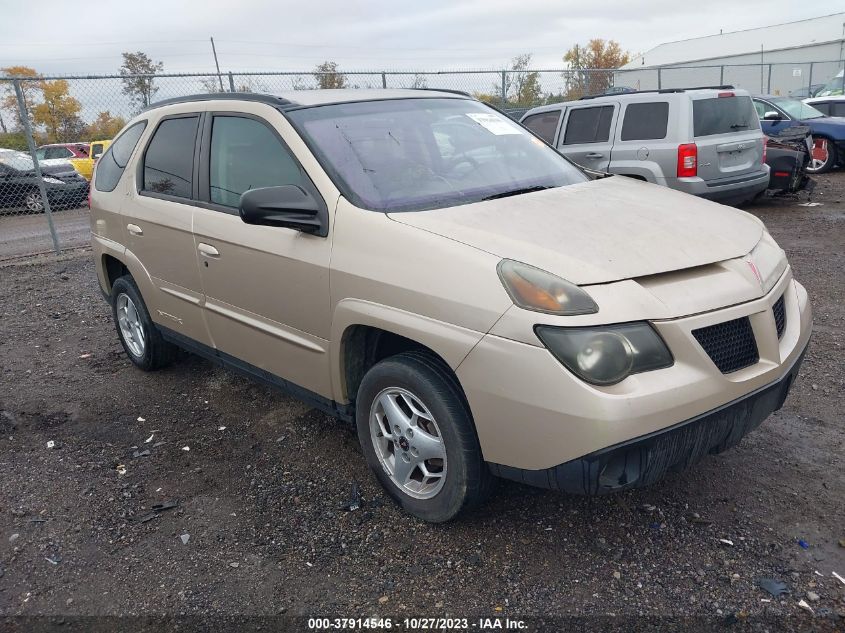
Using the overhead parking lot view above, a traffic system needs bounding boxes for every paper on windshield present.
[465,112,522,135]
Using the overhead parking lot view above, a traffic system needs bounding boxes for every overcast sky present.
[0,1,839,76]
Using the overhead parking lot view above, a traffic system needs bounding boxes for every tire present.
[22,189,44,213]
[355,351,492,522]
[806,136,837,174]
[110,275,176,371]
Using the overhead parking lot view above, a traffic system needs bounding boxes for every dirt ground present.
[0,173,843,630]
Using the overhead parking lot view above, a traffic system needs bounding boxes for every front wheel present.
[355,352,491,522]
[23,190,44,213]
[806,137,837,174]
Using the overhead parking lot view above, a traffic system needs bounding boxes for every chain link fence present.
[1,60,843,257]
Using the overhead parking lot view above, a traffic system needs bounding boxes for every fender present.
[329,298,488,404]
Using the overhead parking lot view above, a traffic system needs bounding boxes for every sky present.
[0,0,840,77]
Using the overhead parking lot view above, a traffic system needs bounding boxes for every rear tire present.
[110,275,176,371]
[355,351,492,522]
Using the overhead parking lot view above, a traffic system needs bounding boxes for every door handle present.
[126,223,143,236]
[197,243,220,257]
[584,152,604,159]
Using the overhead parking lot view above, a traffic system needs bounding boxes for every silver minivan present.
[521,87,769,205]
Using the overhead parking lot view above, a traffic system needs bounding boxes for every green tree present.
[119,52,164,110]
[506,54,542,106]
[32,79,82,142]
[563,39,630,98]
[313,61,347,90]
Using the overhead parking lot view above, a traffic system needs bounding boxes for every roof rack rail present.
[578,85,736,100]
[142,92,293,112]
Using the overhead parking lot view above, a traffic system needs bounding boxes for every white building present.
[616,13,845,96]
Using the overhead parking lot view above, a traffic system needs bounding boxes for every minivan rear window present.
[693,96,757,137]
[620,102,669,141]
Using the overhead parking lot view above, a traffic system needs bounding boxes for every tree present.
[506,54,542,106]
[563,39,630,98]
[31,79,82,142]
[313,61,347,90]
[119,52,163,110]
[0,66,41,129]
[86,111,126,139]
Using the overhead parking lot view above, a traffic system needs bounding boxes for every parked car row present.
[36,140,113,181]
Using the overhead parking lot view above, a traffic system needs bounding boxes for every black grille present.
[773,294,786,339]
[692,316,759,374]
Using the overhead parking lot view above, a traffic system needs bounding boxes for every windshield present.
[817,70,844,97]
[286,98,588,212]
[771,98,825,120]
[0,150,34,171]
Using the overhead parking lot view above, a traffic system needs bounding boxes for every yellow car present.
[68,140,111,181]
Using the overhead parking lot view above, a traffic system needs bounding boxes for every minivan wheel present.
[110,276,176,371]
[355,351,491,522]
[806,137,836,174]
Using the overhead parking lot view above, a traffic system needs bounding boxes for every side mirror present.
[239,185,325,235]
[763,111,783,121]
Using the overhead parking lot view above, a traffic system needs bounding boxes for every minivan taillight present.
[677,143,697,178]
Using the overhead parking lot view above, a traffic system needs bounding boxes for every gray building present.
[616,13,845,97]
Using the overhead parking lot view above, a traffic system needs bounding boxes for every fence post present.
[807,62,814,95]
[228,72,236,92]
[381,72,387,89]
[767,64,773,94]
[719,65,724,86]
[13,79,60,255]
[500,70,507,106]
[657,67,662,90]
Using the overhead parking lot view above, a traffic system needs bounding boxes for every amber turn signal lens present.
[497,260,598,316]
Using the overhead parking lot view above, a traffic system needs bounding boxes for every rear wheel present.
[806,136,836,174]
[110,276,176,371]
[355,351,491,522]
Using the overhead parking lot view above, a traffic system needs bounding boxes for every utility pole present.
[210,37,224,92]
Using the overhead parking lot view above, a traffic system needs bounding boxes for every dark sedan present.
[0,150,89,213]
[753,96,845,174]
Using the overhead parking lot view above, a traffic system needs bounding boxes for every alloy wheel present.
[24,191,44,212]
[369,387,447,499]
[806,137,830,173]
[116,293,146,358]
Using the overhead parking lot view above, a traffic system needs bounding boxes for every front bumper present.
[488,338,807,494]
[457,271,812,478]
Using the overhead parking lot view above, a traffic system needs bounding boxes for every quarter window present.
[142,116,199,199]
[620,102,669,141]
[521,111,561,144]
[562,106,614,145]
[94,121,147,192]
[209,116,305,208]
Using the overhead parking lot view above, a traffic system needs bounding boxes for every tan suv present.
[90,90,812,522]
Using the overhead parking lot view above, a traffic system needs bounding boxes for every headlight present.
[535,323,673,385]
[42,177,63,184]
[498,259,597,315]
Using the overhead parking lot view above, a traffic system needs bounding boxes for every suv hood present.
[388,176,763,285]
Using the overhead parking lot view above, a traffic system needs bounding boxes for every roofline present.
[624,43,845,70]
[142,92,294,113]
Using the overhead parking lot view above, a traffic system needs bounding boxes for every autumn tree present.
[313,61,347,90]
[32,79,82,142]
[119,52,164,110]
[86,111,126,139]
[0,66,41,129]
[563,39,629,98]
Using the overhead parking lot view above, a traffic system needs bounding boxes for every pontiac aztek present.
[90,90,812,522]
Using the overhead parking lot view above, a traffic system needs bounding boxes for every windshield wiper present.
[482,185,552,201]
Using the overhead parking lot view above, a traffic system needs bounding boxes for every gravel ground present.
[0,173,843,630]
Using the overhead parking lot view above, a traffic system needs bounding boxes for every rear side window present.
[522,111,561,144]
[693,96,757,137]
[94,121,147,192]
[620,102,669,141]
[833,103,845,117]
[209,116,304,208]
[142,116,199,199]
[562,106,614,145]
